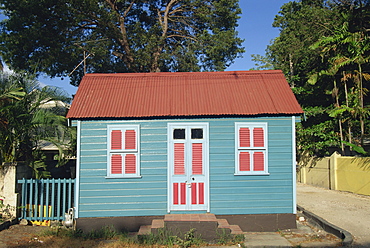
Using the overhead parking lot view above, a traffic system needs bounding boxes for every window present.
[235,123,268,175]
[107,125,140,178]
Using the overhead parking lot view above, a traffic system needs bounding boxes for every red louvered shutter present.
[180,183,186,205]
[198,183,204,204]
[239,128,250,147]
[253,152,264,171]
[111,154,122,174]
[192,143,203,175]
[239,152,251,171]
[125,130,136,150]
[174,143,185,175]
[253,128,264,147]
[191,183,197,204]
[111,130,122,150]
[125,154,136,174]
[173,183,179,205]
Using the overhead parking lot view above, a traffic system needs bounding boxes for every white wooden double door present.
[168,123,209,212]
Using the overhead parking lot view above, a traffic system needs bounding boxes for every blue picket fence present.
[18,178,75,221]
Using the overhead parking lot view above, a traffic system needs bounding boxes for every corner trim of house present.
[292,116,297,214]
[75,120,81,218]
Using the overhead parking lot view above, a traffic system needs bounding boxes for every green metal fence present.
[18,178,75,221]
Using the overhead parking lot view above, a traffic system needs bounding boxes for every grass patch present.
[216,229,245,246]
[40,225,131,241]
[138,228,205,247]
[34,225,244,247]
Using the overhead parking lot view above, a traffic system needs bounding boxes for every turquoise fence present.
[18,178,75,221]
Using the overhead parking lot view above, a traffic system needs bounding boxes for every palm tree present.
[312,19,370,148]
[0,72,74,178]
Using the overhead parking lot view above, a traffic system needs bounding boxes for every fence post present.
[329,152,340,190]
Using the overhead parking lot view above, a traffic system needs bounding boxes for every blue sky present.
[4,1,291,96]
[227,0,290,71]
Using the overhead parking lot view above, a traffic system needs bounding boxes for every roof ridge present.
[84,70,283,77]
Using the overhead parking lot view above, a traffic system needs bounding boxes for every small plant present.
[85,225,120,239]
[216,229,245,245]
[175,228,204,248]
[0,196,16,221]
[41,227,83,238]
[41,225,124,240]
[138,228,178,246]
[138,228,205,247]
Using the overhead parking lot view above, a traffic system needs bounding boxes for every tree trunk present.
[358,63,365,146]
[289,53,294,88]
[334,79,345,153]
[344,78,352,144]
[106,0,135,70]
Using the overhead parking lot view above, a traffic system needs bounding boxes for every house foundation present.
[75,213,296,234]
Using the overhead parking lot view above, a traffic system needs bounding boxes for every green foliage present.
[41,227,83,239]
[0,0,244,86]
[174,228,204,248]
[266,0,340,87]
[0,196,16,221]
[41,225,128,240]
[342,141,368,155]
[84,225,120,240]
[263,0,370,156]
[138,228,179,246]
[250,54,275,70]
[138,228,205,247]
[297,120,340,156]
[0,72,74,178]
[41,226,245,247]
[216,229,245,245]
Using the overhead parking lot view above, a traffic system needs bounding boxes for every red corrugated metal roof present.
[66,70,303,119]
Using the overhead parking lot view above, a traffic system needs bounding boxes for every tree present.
[262,0,344,156]
[0,72,74,178]
[266,0,340,88]
[311,11,370,148]
[0,0,244,86]
[266,0,370,156]
[250,54,274,70]
[252,0,370,156]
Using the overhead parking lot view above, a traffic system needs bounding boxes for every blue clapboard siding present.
[76,117,295,218]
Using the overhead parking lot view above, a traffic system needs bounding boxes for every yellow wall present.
[335,157,370,195]
[298,157,330,189]
[298,152,370,196]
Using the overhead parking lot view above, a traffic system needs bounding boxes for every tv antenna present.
[69,45,94,76]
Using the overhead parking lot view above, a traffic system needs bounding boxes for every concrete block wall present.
[0,163,33,219]
[298,152,370,196]
[0,164,17,219]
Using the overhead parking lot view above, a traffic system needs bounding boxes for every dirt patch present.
[0,220,343,248]
[281,220,342,247]
[0,225,49,247]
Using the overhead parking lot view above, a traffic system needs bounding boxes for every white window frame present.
[235,122,269,175]
[106,124,141,178]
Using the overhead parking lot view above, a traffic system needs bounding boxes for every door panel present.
[168,124,209,211]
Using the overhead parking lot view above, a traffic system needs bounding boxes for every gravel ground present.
[297,183,370,247]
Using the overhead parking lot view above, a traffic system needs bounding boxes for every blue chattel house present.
[67,70,303,235]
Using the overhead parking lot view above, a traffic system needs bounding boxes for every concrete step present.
[137,214,244,241]
[164,213,217,222]
[152,219,164,228]
[229,224,243,234]
[137,225,151,235]
[217,218,229,229]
